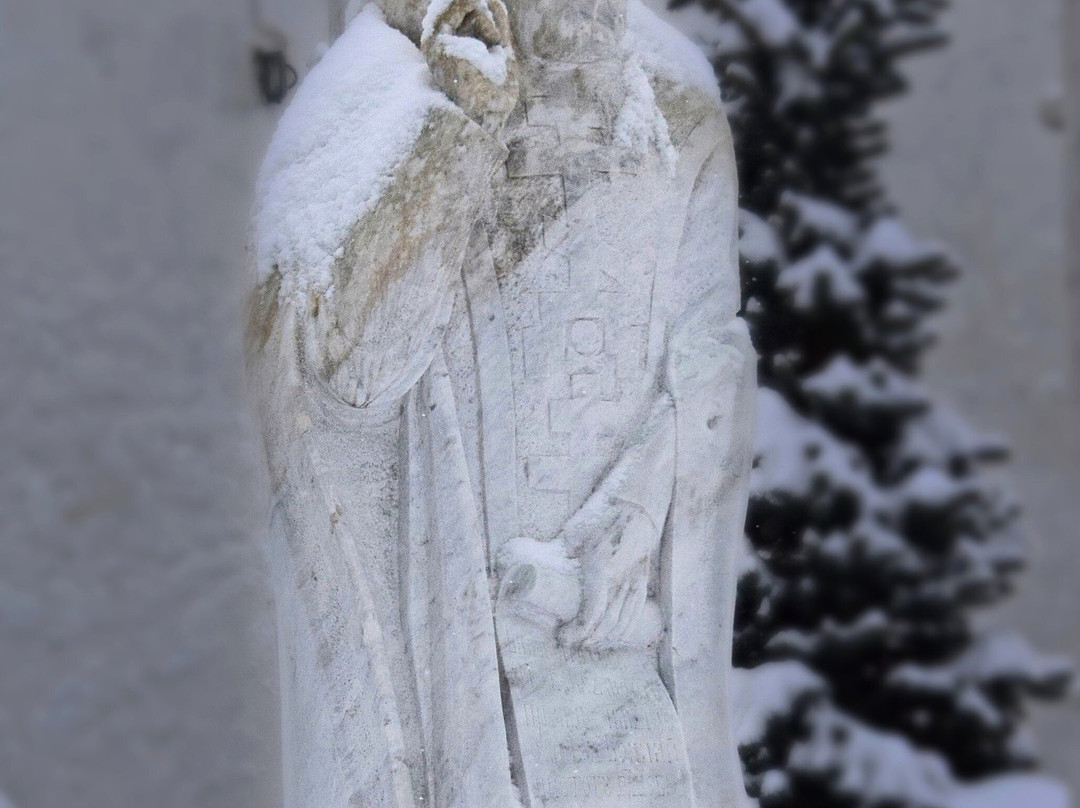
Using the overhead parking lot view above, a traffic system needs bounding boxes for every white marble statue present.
[247,0,756,805]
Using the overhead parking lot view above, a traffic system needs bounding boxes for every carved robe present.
[247,3,755,807]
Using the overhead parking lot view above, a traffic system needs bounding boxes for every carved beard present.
[506,0,627,62]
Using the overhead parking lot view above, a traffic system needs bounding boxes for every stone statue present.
[246,0,756,804]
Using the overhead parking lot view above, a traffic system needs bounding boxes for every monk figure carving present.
[247,0,756,804]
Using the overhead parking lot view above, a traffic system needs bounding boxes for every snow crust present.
[732,661,825,745]
[495,536,579,578]
[803,356,927,411]
[737,0,800,47]
[768,610,889,656]
[739,210,784,265]
[736,657,1073,808]
[777,244,863,309]
[422,0,497,45]
[752,387,866,498]
[899,465,976,508]
[626,0,723,103]
[253,6,449,295]
[890,633,1071,698]
[781,191,858,244]
[899,406,1008,469]
[421,0,456,43]
[791,706,955,807]
[435,33,510,85]
[856,217,945,273]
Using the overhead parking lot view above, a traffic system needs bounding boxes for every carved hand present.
[421,0,519,134]
[557,507,663,652]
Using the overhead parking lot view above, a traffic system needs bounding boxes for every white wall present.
[881,0,1080,789]
[0,0,331,805]
[1068,0,1080,382]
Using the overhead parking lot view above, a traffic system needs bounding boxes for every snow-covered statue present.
[247,0,755,804]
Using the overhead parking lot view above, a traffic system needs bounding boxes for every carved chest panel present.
[486,64,682,542]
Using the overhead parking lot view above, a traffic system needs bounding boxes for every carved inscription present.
[497,109,667,541]
[497,616,694,807]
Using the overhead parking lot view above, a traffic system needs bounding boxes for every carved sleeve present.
[664,123,759,808]
[672,123,742,327]
[304,107,507,409]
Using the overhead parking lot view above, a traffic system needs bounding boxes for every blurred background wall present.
[0,0,333,805]
[881,0,1080,788]
[1069,0,1080,384]
[0,0,1076,806]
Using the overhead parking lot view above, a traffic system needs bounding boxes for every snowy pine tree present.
[651,0,1073,805]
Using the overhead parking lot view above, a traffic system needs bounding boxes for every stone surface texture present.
[248,0,756,806]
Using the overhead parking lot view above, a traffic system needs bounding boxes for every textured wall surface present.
[881,0,1080,789]
[1068,0,1080,381]
[0,0,332,805]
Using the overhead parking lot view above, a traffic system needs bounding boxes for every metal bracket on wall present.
[249,0,298,104]
[253,48,298,104]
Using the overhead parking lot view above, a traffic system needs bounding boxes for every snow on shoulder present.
[253,6,449,296]
[625,0,722,103]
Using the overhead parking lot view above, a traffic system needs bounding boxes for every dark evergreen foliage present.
[668,0,1072,803]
